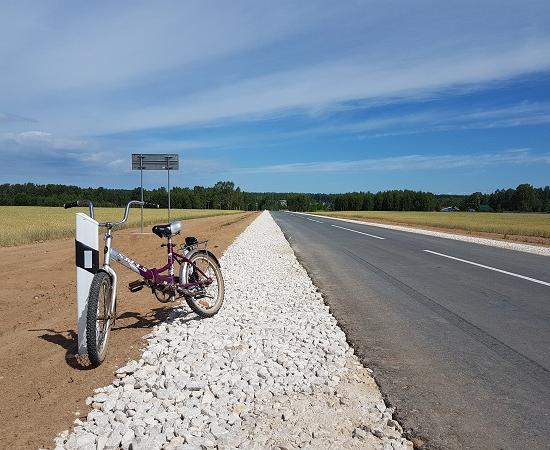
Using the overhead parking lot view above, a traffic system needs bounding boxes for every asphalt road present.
[271,211,550,450]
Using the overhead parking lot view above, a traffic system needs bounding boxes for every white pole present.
[75,212,99,355]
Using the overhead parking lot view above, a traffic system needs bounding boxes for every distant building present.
[479,204,494,212]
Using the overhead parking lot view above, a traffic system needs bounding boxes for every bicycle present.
[64,199,224,367]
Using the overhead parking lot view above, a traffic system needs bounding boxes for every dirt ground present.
[0,212,258,450]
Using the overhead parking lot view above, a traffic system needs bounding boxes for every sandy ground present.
[0,212,258,450]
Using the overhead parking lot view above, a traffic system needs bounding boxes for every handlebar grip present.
[63,201,79,209]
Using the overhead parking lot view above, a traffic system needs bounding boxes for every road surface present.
[271,211,550,450]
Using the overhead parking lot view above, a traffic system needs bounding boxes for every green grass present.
[311,211,550,239]
[0,206,243,247]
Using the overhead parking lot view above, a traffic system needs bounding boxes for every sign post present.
[132,154,179,225]
[75,212,99,355]
[138,155,144,232]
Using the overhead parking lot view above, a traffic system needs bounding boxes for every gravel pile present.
[53,211,411,450]
[306,213,550,257]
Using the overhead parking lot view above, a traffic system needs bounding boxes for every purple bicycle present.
[64,200,224,367]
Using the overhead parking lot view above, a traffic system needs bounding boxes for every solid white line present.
[424,250,550,287]
[305,218,324,223]
[330,224,385,240]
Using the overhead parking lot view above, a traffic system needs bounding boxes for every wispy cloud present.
[2,2,550,135]
[0,131,226,180]
[57,41,550,135]
[0,2,329,98]
[290,101,550,140]
[0,130,88,151]
[0,112,37,124]
[237,149,550,174]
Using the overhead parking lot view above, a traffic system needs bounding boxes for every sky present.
[1,0,550,194]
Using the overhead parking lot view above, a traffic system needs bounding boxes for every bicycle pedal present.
[128,280,145,292]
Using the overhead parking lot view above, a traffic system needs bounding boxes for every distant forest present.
[1,182,549,213]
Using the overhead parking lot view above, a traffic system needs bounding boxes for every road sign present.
[131,153,179,170]
[131,154,180,228]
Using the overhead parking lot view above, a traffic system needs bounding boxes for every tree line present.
[0,181,281,211]
[330,184,550,212]
[1,182,549,212]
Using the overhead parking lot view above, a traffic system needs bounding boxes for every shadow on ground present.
[29,306,201,370]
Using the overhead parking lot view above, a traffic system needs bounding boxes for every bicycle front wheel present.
[86,271,113,367]
[184,252,224,318]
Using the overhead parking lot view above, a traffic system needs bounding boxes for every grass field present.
[0,206,243,246]
[311,211,550,240]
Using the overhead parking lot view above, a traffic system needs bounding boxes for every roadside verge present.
[0,212,258,450]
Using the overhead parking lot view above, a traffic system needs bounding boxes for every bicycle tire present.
[184,252,224,318]
[86,271,113,367]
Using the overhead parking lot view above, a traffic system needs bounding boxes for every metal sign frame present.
[132,154,179,229]
[131,153,179,171]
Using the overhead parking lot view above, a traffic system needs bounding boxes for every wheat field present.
[0,206,242,246]
[312,211,550,239]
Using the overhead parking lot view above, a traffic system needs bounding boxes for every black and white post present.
[75,212,99,355]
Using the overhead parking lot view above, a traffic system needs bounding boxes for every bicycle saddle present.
[152,221,181,238]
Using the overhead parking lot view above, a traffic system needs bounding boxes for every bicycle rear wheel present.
[86,271,113,367]
[184,252,224,318]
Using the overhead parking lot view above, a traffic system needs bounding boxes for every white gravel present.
[304,212,550,257]
[52,211,411,450]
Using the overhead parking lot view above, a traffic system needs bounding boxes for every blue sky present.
[1,0,550,194]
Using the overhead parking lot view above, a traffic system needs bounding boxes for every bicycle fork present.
[102,228,118,323]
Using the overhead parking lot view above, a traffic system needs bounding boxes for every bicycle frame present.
[103,227,212,306]
[64,199,214,317]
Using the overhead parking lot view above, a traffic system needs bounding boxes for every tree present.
[462,192,482,211]
[287,194,311,212]
[511,184,536,212]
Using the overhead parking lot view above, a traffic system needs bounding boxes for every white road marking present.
[305,218,324,223]
[424,250,550,287]
[330,224,385,240]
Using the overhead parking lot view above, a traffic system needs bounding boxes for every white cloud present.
[0,130,88,150]
[1,2,550,135]
[288,102,550,139]
[0,112,37,123]
[0,1,338,99]
[237,149,550,174]
[53,40,550,135]
[0,130,226,178]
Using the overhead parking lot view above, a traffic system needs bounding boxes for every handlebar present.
[103,200,159,227]
[63,199,159,226]
[63,199,94,218]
